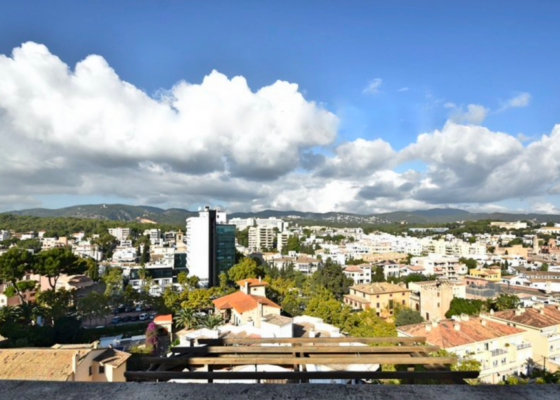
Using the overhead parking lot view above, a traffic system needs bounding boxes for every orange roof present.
[398,317,525,348]
[344,265,364,272]
[237,278,268,287]
[213,291,280,314]
[154,314,173,323]
[493,305,560,328]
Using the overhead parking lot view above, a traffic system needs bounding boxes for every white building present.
[0,230,11,241]
[72,241,103,261]
[228,217,256,230]
[248,226,275,252]
[108,227,131,242]
[186,207,234,287]
[343,264,372,284]
[144,229,162,245]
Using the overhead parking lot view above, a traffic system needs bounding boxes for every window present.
[99,366,105,374]
[376,303,380,308]
[402,300,405,305]
[89,366,92,376]
[389,300,394,309]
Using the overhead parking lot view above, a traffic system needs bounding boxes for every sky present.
[0,0,559,214]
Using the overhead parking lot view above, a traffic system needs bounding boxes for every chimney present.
[244,280,249,294]
[72,352,79,374]
[490,309,494,315]
[454,323,460,331]
[425,323,432,332]
[540,309,545,315]
[481,319,487,326]
[431,320,438,328]
[461,314,469,321]
[259,276,262,283]
[308,329,316,338]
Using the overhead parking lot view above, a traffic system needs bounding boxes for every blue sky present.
[0,1,559,213]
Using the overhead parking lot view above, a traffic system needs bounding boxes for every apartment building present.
[144,229,162,245]
[343,264,372,284]
[485,305,560,371]
[0,230,11,241]
[344,282,410,317]
[490,221,528,230]
[469,267,502,282]
[277,231,292,253]
[186,207,235,287]
[398,315,531,383]
[376,260,401,279]
[248,226,275,252]
[108,227,130,242]
[408,280,465,321]
[411,254,468,280]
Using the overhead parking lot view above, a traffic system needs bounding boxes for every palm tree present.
[175,307,200,330]
[198,313,223,330]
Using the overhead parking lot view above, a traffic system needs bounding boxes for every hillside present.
[4,204,560,226]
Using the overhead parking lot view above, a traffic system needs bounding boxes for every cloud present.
[398,87,409,92]
[0,42,559,214]
[447,104,489,125]
[363,78,383,94]
[498,92,531,111]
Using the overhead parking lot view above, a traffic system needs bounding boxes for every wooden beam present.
[125,370,478,383]
[196,337,426,345]
[143,356,456,366]
[170,345,440,354]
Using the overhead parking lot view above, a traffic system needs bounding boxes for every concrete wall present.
[1,381,560,400]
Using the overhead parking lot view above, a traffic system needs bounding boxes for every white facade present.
[108,227,130,242]
[0,230,11,241]
[248,226,275,251]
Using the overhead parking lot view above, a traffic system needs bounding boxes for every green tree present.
[77,291,110,327]
[486,293,520,311]
[85,258,100,281]
[0,247,36,303]
[394,307,424,327]
[310,258,353,300]
[197,313,223,329]
[175,307,201,329]
[541,262,549,272]
[459,257,478,269]
[35,247,86,289]
[102,267,124,304]
[445,298,484,318]
[305,287,352,327]
[36,288,75,325]
[140,241,151,265]
[235,227,250,247]
[181,288,213,310]
[371,266,386,282]
[227,257,264,283]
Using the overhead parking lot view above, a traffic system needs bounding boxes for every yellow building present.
[398,315,531,383]
[469,267,501,282]
[344,282,410,317]
[0,344,130,382]
[485,304,560,372]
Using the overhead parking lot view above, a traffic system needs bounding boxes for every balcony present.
[516,343,531,350]
[490,349,507,357]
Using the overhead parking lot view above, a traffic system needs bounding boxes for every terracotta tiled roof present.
[93,348,131,368]
[344,265,364,272]
[236,278,268,287]
[351,282,410,295]
[405,265,425,271]
[0,348,90,381]
[154,314,173,323]
[492,305,560,328]
[398,317,525,348]
[213,291,281,314]
[344,294,371,304]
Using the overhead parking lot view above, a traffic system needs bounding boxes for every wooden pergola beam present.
[195,337,426,345]
[170,345,440,354]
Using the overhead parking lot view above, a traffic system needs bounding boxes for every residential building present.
[400,265,426,276]
[72,241,103,261]
[485,305,560,371]
[144,228,162,245]
[108,227,130,242]
[248,226,275,252]
[398,315,531,383]
[469,267,502,282]
[277,231,291,253]
[490,221,528,230]
[411,254,468,280]
[228,217,256,230]
[0,345,130,382]
[0,230,11,241]
[343,264,372,284]
[186,207,235,287]
[408,280,466,321]
[376,260,401,279]
[343,282,411,317]
[212,278,281,328]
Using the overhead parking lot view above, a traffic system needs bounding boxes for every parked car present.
[111,316,121,324]
[125,306,134,313]
[139,313,148,321]
[130,314,139,321]
[135,305,143,312]
[149,312,156,320]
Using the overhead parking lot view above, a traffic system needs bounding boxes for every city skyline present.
[1,1,559,214]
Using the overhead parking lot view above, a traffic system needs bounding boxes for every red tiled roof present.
[213,291,281,314]
[492,305,560,328]
[236,278,268,287]
[405,265,425,271]
[344,265,364,272]
[398,317,525,348]
[154,314,172,323]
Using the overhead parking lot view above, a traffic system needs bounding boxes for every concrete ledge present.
[1,380,560,400]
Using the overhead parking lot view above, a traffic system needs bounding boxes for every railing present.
[491,349,507,357]
[516,343,531,350]
[125,336,479,384]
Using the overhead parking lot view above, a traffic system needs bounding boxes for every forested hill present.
[3,204,560,228]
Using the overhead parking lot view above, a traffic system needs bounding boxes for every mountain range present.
[4,204,560,226]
